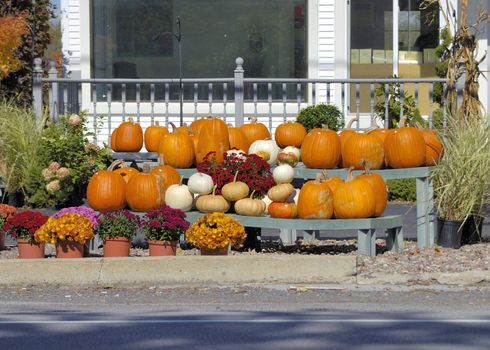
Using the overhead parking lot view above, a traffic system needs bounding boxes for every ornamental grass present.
[186,212,246,250]
[35,213,94,244]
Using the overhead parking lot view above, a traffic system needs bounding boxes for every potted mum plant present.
[4,210,49,259]
[95,210,140,257]
[35,213,94,258]
[142,206,190,256]
[0,204,17,250]
[186,212,246,255]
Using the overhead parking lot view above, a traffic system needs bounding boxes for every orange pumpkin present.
[418,126,443,166]
[333,168,376,219]
[297,174,334,219]
[126,164,166,212]
[356,164,387,217]
[113,161,140,184]
[158,130,195,168]
[115,118,143,152]
[275,121,307,148]
[338,118,358,167]
[370,127,389,145]
[189,131,200,154]
[228,124,250,151]
[342,128,385,170]
[86,161,127,211]
[144,121,169,152]
[190,117,209,136]
[196,117,230,164]
[169,122,191,135]
[151,154,181,189]
[268,202,297,219]
[301,126,341,169]
[321,170,344,194]
[384,117,426,168]
[110,128,119,151]
[240,117,271,144]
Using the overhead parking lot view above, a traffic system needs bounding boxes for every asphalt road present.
[0,285,489,349]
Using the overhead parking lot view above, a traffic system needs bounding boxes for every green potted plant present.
[296,104,344,132]
[95,210,140,258]
[432,117,490,248]
[142,206,190,256]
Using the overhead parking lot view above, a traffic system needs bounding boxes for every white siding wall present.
[61,0,81,74]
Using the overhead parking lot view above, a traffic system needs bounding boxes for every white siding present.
[317,0,336,103]
[61,0,81,73]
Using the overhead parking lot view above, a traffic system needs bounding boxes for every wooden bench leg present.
[386,227,404,253]
[303,230,319,242]
[357,229,376,257]
[280,229,297,246]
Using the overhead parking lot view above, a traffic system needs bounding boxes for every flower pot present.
[200,246,229,256]
[461,215,484,245]
[103,237,130,257]
[7,192,24,207]
[17,239,45,259]
[437,218,463,249]
[148,240,178,256]
[56,241,84,258]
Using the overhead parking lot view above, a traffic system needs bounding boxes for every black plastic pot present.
[461,216,484,245]
[7,192,24,208]
[437,218,463,249]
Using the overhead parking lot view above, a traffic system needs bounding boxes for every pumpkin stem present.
[158,154,165,166]
[169,122,177,133]
[250,190,256,199]
[227,123,233,127]
[128,117,134,123]
[212,184,217,195]
[321,124,329,130]
[250,117,257,124]
[361,160,371,175]
[321,169,329,181]
[143,164,151,174]
[415,121,423,130]
[108,160,125,171]
[155,121,160,127]
[364,126,378,134]
[233,171,239,183]
[347,166,355,181]
[315,173,322,183]
[399,117,407,128]
[179,176,184,186]
[346,117,358,130]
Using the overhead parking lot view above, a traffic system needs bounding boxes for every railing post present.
[32,58,43,122]
[48,60,59,122]
[234,57,245,126]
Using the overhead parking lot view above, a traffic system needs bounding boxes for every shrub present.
[387,179,416,203]
[296,104,344,132]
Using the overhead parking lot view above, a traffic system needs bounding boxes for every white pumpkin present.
[165,183,194,212]
[226,149,246,160]
[261,195,273,214]
[188,172,214,195]
[283,146,301,161]
[273,164,295,184]
[248,140,280,165]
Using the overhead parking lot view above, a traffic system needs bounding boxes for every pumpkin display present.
[275,121,307,148]
[188,172,214,195]
[321,170,344,194]
[301,126,341,169]
[416,124,443,166]
[195,117,230,164]
[126,164,165,212]
[248,139,280,165]
[114,118,143,152]
[165,177,194,212]
[234,191,266,216]
[221,172,249,201]
[267,183,294,202]
[342,128,385,170]
[113,162,140,184]
[356,164,387,217]
[195,186,230,213]
[297,173,334,219]
[151,155,181,189]
[333,168,376,219]
[144,121,169,152]
[110,128,119,151]
[227,124,250,152]
[384,117,426,168]
[240,117,271,144]
[273,164,295,184]
[277,151,299,167]
[158,129,195,168]
[268,202,297,219]
[86,161,127,211]
[283,146,301,161]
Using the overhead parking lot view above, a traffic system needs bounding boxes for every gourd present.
[283,146,301,161]
[248,139,280,164]
[234,191,266,216]
[115,118,143,152]
[240,117,271,144]
[267,183,294,202]
[268,202,297,219]
[126,164,166,212]
[277,151,299,167]
[342,127,385,170]
[188,172,214,195]
[195,186,231,213]
[321,170,344,194]
[384,117,426,168]
[151,155,181,189]
[275,121,307,148]
[333,168,376,219]
[301,125,341,169]
[158,127,195,168]
[273,164,295,184]
[227,124,250,152]
[221,172,249,201]
[262,195,273,214]
[165,177,194,212]
[297,173,334,219]
[356,163,387,217]
[144,121,169,152]
[226,149,247,160]
[86,161,127,211]
[113,161,140,184]
[195,117,230,164]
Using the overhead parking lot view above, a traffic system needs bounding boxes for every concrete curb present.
[0,255,357,287]
[357,270,490,286]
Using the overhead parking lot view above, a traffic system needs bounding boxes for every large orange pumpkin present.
[333,168,376,219]
[297,174,334,219]
[342,128,385,170]
[170,122,191,135]
[86,161,127,211]
[338,118,358,167]
[321,170,344,194]
[144,121,169,152]
[228,124,250,151]
[158,130,195,168]
[301,126,341,169]
[268,202,297,219]
[115,118,143,152]
[126,164,166,212]
[240,117,271,144]
[190,117,209,136]
[113,160,140,184]
[384,118,426,168]
[418,126,443,166]
[110,128,119,151]
[151,154,181,189]
[189,130,200,154]
[356,165,387,217]
[370,126,389,145]
[275,121,307,148]
[195,117,230,164]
